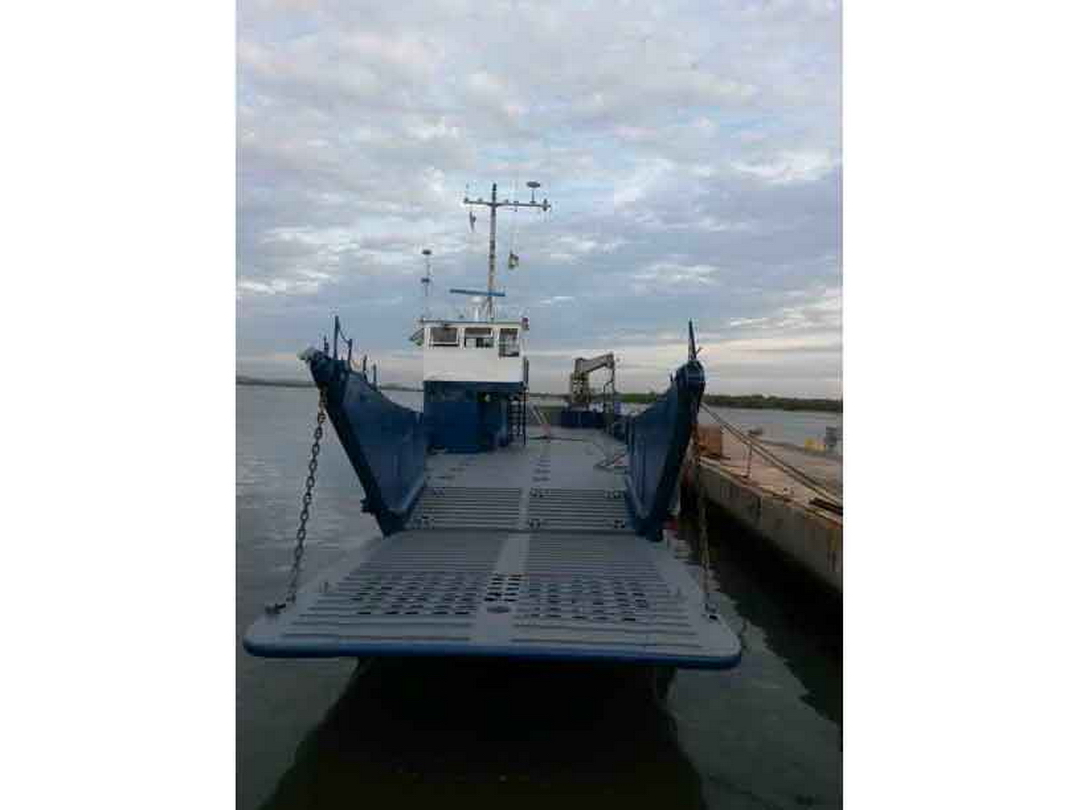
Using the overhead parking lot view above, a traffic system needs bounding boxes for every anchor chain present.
[689,400,717,614]
[286,387,327,604]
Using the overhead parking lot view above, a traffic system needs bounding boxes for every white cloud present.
[630,260,723,294]
[237,0,841,396]
[612,159,673,207]
[732,150,839,185]
[237,277,321,296]
[537,295,574,306]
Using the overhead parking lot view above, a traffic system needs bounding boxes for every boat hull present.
[307,350,426,535]
[247,339,741,669]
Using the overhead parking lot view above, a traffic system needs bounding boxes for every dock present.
[684,418,843,594]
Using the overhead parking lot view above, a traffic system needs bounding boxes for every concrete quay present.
[684,426,843,594]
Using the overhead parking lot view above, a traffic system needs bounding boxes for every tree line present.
[618,391,842,413]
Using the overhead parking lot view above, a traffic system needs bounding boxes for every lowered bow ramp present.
[244,524,740,669]
[245,431,740,668]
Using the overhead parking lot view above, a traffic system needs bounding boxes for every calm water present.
[237,385,842,809]
[701,407,842,453]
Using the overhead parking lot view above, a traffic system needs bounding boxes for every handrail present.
[529,402,552,438]
[699,402,841,505]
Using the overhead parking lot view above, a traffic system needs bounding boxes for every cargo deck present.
[244,427,742,669]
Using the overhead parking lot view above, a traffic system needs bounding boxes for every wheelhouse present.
[411,317,530,452]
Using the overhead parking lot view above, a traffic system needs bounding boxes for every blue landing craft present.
[244,182,741,670]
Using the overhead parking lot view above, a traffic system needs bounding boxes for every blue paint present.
[625,358,705,541]
[424,381,522,453]
[307,351,426,535]
[242,636,740,670]
[558,409,607,429]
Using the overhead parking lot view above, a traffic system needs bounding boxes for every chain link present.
[690,400,716,613]
[286,387,327,604]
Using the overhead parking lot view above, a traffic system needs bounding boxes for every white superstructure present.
[411,318,528,385]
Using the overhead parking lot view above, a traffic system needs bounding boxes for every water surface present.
[237,385,841,809]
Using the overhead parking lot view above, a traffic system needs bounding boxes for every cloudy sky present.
[238,0,841,396]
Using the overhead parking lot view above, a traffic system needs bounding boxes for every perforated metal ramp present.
[244,529,741,668]
[244,429,741,668]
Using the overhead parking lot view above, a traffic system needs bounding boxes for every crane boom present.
[573,353,615,375]
[568,353,616,410]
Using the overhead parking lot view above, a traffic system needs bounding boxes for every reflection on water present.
[260,659,702,810]
[678,503,842,728]
[238,385,842,809]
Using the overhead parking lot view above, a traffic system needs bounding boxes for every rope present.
[525,428,627,472]
[699,402,842,505]
[594,448,627,472]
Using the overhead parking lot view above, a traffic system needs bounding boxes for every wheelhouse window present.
[429,326,459,347]
[499,328,520,357]
[464,327,494,348]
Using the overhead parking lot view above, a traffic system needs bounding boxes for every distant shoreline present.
[634,392,842,414]
[237,376,312,389]
[236,376,421,392]
[237,377,840,413]
[534,391,842,414]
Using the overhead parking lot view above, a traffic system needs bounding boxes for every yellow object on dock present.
[694,425,725,458]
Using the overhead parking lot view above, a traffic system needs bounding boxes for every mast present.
[487,184,497,315]
[463,181,551,319]
[420,248,432,318]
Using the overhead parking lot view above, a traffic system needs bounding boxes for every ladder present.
[509,393,528,445]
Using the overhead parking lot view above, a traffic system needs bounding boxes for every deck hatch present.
[408,487,524,530]
[526,488,631,533]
